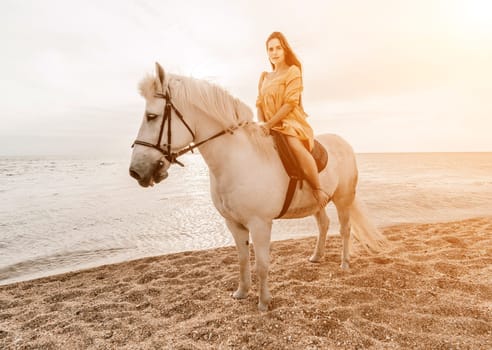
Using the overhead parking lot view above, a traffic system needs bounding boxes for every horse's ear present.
[155,62,165,93]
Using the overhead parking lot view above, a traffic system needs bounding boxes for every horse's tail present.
[349,197,389,253]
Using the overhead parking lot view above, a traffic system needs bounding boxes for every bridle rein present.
[132,88,239,167]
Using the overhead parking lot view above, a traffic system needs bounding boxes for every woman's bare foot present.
[313,188,331,208]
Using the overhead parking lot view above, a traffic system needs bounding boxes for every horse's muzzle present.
[129,169,142,181]
[129,162,168,188]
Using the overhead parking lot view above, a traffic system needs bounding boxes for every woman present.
[256,31,330,208]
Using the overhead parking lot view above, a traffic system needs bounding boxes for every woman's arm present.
[259,103,293,136]
[256,71,267,123]
[257,107,266,122]
[264,104,293,129]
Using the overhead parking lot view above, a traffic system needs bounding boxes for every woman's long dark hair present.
[266,31,302,72]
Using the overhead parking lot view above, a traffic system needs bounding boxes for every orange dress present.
[256,65,314,151]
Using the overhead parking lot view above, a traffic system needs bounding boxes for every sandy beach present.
[0,217,491,349]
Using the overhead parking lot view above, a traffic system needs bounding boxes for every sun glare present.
[449,0,492,37]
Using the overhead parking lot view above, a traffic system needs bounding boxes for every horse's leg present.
[225,219,251,299]
[309,208,330,263]
[249,219,272,311]
[335,202,352,270]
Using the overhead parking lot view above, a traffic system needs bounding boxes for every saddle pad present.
[312,139,328,173]
[272,131,328,179]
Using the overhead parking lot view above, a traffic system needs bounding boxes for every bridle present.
[132,87,239,167]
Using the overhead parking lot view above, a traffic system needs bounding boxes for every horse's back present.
[316,133,357,167]
[316,133,355,155]
[316,133,358,198]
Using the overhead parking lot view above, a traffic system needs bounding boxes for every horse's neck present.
[198,127,255,177]
[179,88,278,183]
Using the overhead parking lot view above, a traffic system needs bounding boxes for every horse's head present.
[129,63,196,187]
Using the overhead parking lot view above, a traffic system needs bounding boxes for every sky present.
[1,0,491,156]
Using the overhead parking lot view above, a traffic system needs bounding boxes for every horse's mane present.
[139,73,275,158]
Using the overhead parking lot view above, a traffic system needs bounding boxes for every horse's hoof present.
[258,302,268,312]
[232,289,248,299]
[340,261,350,270]
[257,295,272,312]
[309,255,322,263]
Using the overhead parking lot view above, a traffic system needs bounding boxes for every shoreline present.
[1,217,491,349]
[1,213,488,287]
[3,152,492,289]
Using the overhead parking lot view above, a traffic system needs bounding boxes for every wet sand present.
[1,217,491,349]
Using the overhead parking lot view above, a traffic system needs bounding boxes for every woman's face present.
[267,38,285,67]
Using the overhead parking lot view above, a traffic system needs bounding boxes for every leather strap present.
[275,177,298,219]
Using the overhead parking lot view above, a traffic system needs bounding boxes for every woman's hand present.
[259,104,291,136]
[259,122,272,136]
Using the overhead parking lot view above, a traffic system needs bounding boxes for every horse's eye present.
[146,113,158,121]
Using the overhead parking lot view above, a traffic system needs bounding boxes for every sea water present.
[1,153,491,285]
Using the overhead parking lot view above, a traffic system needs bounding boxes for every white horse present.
[129,63,386,311]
